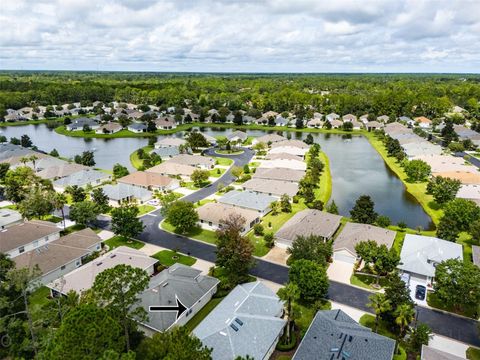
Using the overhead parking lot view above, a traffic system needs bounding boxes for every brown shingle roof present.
[333,223,396,256]
[117,171,177,188]
[0,220,60,253]
[197,203,259,226]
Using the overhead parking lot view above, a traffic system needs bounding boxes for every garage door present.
[333,252,356,264]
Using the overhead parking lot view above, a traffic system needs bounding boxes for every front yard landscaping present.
[137,204,155,216]
[161,221,218,245]
[350,273,388,290]
[151,250,196,267]
[209,167,225,177]
[214,157,234,166]
[427,291,478,319]
[215,149,244,155]
[104,235,145,250]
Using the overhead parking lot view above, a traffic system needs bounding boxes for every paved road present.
[87,147,480,346]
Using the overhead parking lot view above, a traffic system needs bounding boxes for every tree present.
[287,235,333,267]
[111,203,144,240]
[280,193,292,212]
[190,169,210,187]
[441,120,458,145]
[277,283,300,344]
[437,198,480,241]
[469,219,480,242]
[376,215,391,228]
[78,150,96,166]
[158,191,183,216]
[426,176,461,205]
[18,187,55,219]
[20,134,32,148]
[342,121,353,131]
[92,187,110,213]
[0,162,10,181]
[65,185,86,202]
[367,293,391,333]
[4,166,49,203]
[215,213,255,286]
[350,195,377,224]
[43,304,125,360]
[10,137,20,145]
[383,272,414,325]
[113,163,129,179]
[69,201,100,226]
[165,201,198,234]
[136,327,212,360]
[304,133,314,145]
[186,132,208,150]
[326,200,339,214]
[231,166,243,179]
[310,199,324,210]
[403,159,431,182]
[146,120,156,133]
[93,264,150,352]
[270,201,280,215]
[394,304,415,348]
[407,323,433,355]
[355,241,400,286]
[288,259,328,303]
[50,148,59,157]
[434,259,480,312]
[53,192,67,229]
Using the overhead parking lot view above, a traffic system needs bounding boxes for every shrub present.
[264,233,275,248]
[253,223,264,236]
[292,195,299,203]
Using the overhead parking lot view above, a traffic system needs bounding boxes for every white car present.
[147,199,159,206]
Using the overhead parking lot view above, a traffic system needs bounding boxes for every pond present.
[0,124,433,229]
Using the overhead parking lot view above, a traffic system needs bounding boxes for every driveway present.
[327,260,354,284]
[408,278,428,306]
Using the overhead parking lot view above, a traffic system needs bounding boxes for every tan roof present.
[117,171,177,188]
[98,122,122,131]
[155,137,187,147]
[253,167,306,182]
[0,220,60,253]
[254,134,286,144]
[259,159,306,171]
[271,139,309,149]
[334,223,396,256]
[276,209,342,244]
[242,178,299,197]
[168,154,214,167]
[415,116,432,124]
[155,117,176,127]
[414,154,476,174]
[13,228,101,275]
[432,171,480,185]
[146,161,196,177]
[197,203,260,226]
[36,163,88,180]
[265,152,303,161]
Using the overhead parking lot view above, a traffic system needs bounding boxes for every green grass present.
[389,226,437,253]
[467,347,480,360]
[317,151,332,204]
[215,149,244,155]
[39,215,63,223]
[427,291,478,318]
[209,168,225,177]
[162,221,218,245]
[104,235,145,250]
[457,232,476,263]
[246,231,271,257]
[214,157,234,166]
[295,300,331,336]
[276,356,292,360]
[182,181,211,190]
[350,273,388,290]
[259,202,307,234]
[137,204,155,216]
[193,199,215,208]
[130,145,154,170]
[184,297,224,333]
[151,250,196,267]
[29,286,51,312]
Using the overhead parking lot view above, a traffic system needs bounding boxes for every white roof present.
[259,159,307,171]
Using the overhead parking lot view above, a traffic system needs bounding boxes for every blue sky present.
[1,0,479,73]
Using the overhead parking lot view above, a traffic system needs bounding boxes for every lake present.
[0,125,433,229]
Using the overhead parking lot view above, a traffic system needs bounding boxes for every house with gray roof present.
[293,309,395,360]
[275,209,342,248]
[137,263,219,335]
[326,113,340,122]
[127,123,147,133]
[154,137,187,149]
[0,208,23,229]
[66,117,99,131]
[101,183,152,206]
[218,190,276,215]
[151,146,180,158]
[252,167,305,183]
[193,281,286,360]
[242,178,299,198]
[53,169,111,190]
[252,134,286,146]
[227,130,248,143]
[169,154,215,169]
[274,116,289,126]
[402,141,443,159]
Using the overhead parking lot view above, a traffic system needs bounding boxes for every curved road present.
[99,147,479,347]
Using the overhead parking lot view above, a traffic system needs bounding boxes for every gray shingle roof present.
[53,169,110,188]
[253,167,305,183]
[101,183,152,202]
[334,223,396,257]
[0,220,60,254]
[193,281,286,360]
[151,147,180,158]
[218,190,277,212]
[227,130,248,141]
[293,310,395,360]
[0,208,22,228]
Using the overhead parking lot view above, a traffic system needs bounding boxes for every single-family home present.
[193,281,286,360]
[53,169,111,190]
[457,184,480,205]
[242,178,299,198]
[264,152,303,161]
[270,139,310,157]
[13,228,102,285]
[127,123,147,133]
[95,122,122,134]
[259,158,307,171]
[242,115,255,124]
[198,132,217,145]
[1,220,61,258]
[421,345,464,360]
[66,117,99,131]
[351,120,363,130]
[137,264,219,335]
[146,162,196,178]
[326,113,340,122]
[366,121,383,131]
[399,116,414,125]
[402,141,443,159]
[150,146,180,158]
[101,183,152,206]
[293,310,395,360]
[306,118,324,128]
[263,111,278,118]
[253,167,305,183]
[360,114,369,124]
[330,119,343,129]
[48,246,158,296]
[333,223,396,264]
[252,134,286,146]
[227,130,248,143]
[117,171,180,192]
[218,190,277,216]
[154,137,187,149]
[274,116,289,127]
[377,115,390,123]
[197,203,260,235]
[342,114,357,122]
[169,154,215,169]
[415,116,433,129]
[384,122,409,135]
[155,117,177,130]
[275,209,342,248]
[0,208,23,229]
[36,163,88,180]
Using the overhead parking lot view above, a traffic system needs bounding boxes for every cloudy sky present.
[1,0,479,73]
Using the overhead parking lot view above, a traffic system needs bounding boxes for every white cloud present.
[0,0,479,72]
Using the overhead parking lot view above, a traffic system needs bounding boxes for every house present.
[252,134,286,146]
[127,123,147,133]
[150,146,180,158]
[275,209,342,248]
[36,163,88,180]
[227,130,248,143]
[154,137,187,149]
[377,115,390,123]
[0,208,23,229]
[10,155,64,172]
[384,122,409,135]
[451,106,467,114]
[48,246,158,296]
[253,167,305,183]
[399,116,414,125]
[326,113,340,122]
[137,264,219,335]
[274,116,289,126]
[330,119,343,129]
[218,190,277,215]
[13,228,102,285]
[342,114,357,122]
[193,281,286,360]
[101,183,152,206]
[197,203,260,235]
[199,132,217,145]
[168,154,215,169]
[265,152,303,161]
[270,139,310,156]
[262,111,278,118]
[402,141,443,159]
[146,162,196,178]
[472,245,479,267]
[293,310,395,360]
[360,114,369,124]
[242,115,255,124]
[95,122,122,134]
[66,117,99,131]
[333,223,396,264]
[366,120,383,131]
[457,184,480,205]
[242,178,299,198]
[415,116,433,128]
[0,220,61,258]
[433,171,480,185]
[307,118,323,128]
[53,169,111,190]
[117,171,180,192]
[154,117,177,130]
[398,234,463,288]
[259,158,306,171]
[421,345,465,360]
[351,120,363,130]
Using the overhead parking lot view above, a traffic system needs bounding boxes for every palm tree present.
[367,293,391,333]
[29,154,38,171]
[20,156,29,166]
[394,303,415,353]
[277,282,300,344]
[53,193,67,230]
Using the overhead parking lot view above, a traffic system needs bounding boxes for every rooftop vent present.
[96,262,103,266]
[230,323,239,332]
[234,318,243,326]
[162,282,168,287]
[348,336,353,342]
[110,254,117,258]
[219,331,227,336]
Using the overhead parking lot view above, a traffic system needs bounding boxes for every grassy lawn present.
[246,231,271,257]
[457,232,477,263]
[130,145,154,170]
[259,201,307,235]
[184,297,224,333]
[427,291,478,318]
[182,181,211,190]
[137,204,155,216]
[350,273,388,290]
[214,157,234,166]
[162,221,218,245]
[104,235,145,250]
[364,132,442,226]
[317,151,332,204]
[29,286,51,312]
[467,347,480,360]
[295,300,331,337]
[215,149,244,155]
[151,250,196,267]
[209,168,225,177]
[193,199,215,208]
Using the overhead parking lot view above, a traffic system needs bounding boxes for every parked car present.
[415,285,426,300]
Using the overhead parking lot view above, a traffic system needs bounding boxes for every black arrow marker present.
[149,295,187,320]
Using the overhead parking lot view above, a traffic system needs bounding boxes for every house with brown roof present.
[168,154,215,169]
[95,122,123,134]
[342,114,357,122]
[275,210,342,248]
[36,162,88,180]
[366,121,383,131]
[377,115,390,123]
[333,223,396,264]
[197,203,260,235]
[252,167,306,183]
[154,137,187,149]
[242,178,299,198]
[414,116,432,129]
[146,161,196,179]
[307,118,324,128]
[155,117,177,130]
[252,134,286,145]
[117,171,180,191]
